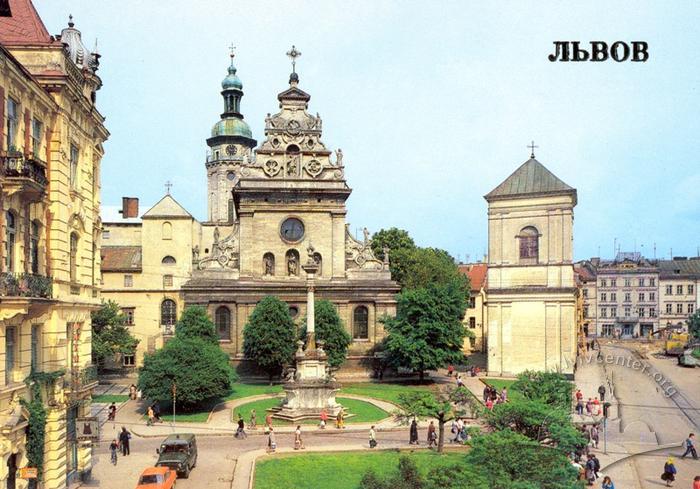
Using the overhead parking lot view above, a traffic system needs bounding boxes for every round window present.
[280,217,305,242]
[226,171,236,181]
[289,306,299,318]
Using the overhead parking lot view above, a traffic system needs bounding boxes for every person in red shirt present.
[693,475,700,489]
[575,389,583,401]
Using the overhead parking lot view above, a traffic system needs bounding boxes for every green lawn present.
[234,396,389,425]
[92,394,129,404]
[224,383,283,401]
[483,379,524,402]
[339,382,434,405]
[254,450,465,489]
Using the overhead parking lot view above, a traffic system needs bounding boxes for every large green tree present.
[299,300,351,368]
[137,337,236,411]
[383,278,470,381]
[175,306,219,344]
[511,370,573,410]
[243,296,297,383]
[370,227,416,261]
[465,430,581,489]
[91,301,139,369]
[688,310,700,340]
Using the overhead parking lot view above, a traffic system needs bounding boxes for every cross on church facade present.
[165,181,173,194]
[286,45,301,73]
[527,140,538,158]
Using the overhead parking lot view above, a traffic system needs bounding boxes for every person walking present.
[584,454,596,485]
[447,365,454,377]
[661,458,676,487]
[409,418,419,445]
[109,439,119,465]
[146,406,155,426]
[319,409,328,429]
[598,384,606,402]
[694,476,700,489]
[452,418,463,443]
[267,427,276,453]
[681,433,698,459]
[500,387,508,403]
[294,425,305,450]
[591,454,601,479]
[483,385,490,403]
[427,421,437,448]
[249,409,257,430]
[107,402,116,421]
[152,402,162,423]
[265,412,273,432]
[590,425,600,449]
[336,410,345,429]
[118,427,131,456]
[129,384,137,401]
[235,414,247,439]
[601,476,614,489]
[369,426,377,448]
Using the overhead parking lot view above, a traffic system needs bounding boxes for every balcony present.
[0,272,52,299]
[1,151,48,200]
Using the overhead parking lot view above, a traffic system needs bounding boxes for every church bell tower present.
[206,48,257,223]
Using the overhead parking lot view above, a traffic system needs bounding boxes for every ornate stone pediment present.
[345,224,387,272]
[197,225,240,270]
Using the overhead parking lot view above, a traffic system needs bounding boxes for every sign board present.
[76,417,100,441]
[19,467,38,479]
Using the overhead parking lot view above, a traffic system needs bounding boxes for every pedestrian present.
[576,398,584,415]
[427,421,437,448]
[336,410,345,429]
[319,409,328,429]
[265,412,273,432]
[591,454,601,479]
[598,384,606,402]
[146,405,154,426]
[483,385,490,403]
[694,476,700,489]
[585,398,593,414]
[294,425,305,450]
[681,433,698,459]
[409,418,419,445]
[575,389,583,402]
[601,476,614,489]
[589,425,599,449]
[485,398,494,411]
[447,365,454,377]
[136,388,142,400]
[236,414,247,439]
[452,418,463,443]
[661,458,676,487]
[593,397,601,416]
[152,402,162,423]
[109,439,119,465]
[129,384,137,400]
[584,454,596,485]
[249,409,257,430]
[107,402,116,421]
[501,387,508,403]
[369,426,377,448]
[489,387,497,402]
[118,427,131,456]
[456,374,464,388]
[267,427,276,453]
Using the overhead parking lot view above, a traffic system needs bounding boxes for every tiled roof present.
[0,0,55,45]
[574,263,596,281]
[657,258,700,278]
[485,158,575,201]
[458,263,487,290]
[101,246,142,272]
[142,194,192,219]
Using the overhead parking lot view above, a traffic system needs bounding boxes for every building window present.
[69,233,78,283]
[31,325,40,373]
[517,226,539,263]
[469,297,476,308]
[611,307,617,317]
[161,299,177,326]
[610,279,617,287]
[690,304,695,314]
[163,274,173,287]
[122,307,135,326]
[610,292,617,302]
[353,306,369,339]
[289,305,299,318]
[600,308,607,318]
[161,255,176,265]
[30,221,40,274]
[124,274,133,287]
[624,292,631,303]
[468,317,476,328]
[650,278,656,286]
[600,292,607,302]
[689,284,694,295]
[638,293,645,302]
[677,303,683,314]
[215,306,231,341]
[162,222,172,240]
[677,285,683,295]
[624,278,631,287]
[650,307,656,317]
[6,98,18,150]
[639,308,645,318]
[638,278,645,287]
[666,285,673,295]
[624,307,631,317]
[600,279,607,287]
[650,292,656,301]
[5,211,16,272]
[602,324,614,337]
[666,303,672,314]
[583,306,589,318]
[102,230,110,240]
[69,144,79,189]
[5,326,16,384]
[31,118,43,156]
[123,354,135,367]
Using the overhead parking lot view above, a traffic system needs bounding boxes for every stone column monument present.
[273,243,342,421]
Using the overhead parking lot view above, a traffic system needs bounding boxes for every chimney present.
[120,197,139,218]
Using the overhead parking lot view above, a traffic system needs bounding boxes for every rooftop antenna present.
[653,242,657,259]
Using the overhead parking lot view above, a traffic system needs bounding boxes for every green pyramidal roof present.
[485,158,576,202]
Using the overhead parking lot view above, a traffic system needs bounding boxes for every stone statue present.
[306,243,316,263]
[285,367,296,383]
[382,246,390,265]
[192,245,200,261]
[264,254,274,275]
[316,112,322,130]
[335,148,343,166]
[213,227,220,245]
[363,227,370,244]
[288,252,298,276]
[265,112,275,128]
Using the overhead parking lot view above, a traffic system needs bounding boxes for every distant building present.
[458,262,487,353]
[657,257,700,332]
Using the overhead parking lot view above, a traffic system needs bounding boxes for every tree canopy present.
[383,278,470,381]
[299,299,351,368]
[688,310,700,340]
[91,301,139,369]
[243,296,297,383]
[175,306,219,344]
[511,370,573,410]
[370,227,416,261]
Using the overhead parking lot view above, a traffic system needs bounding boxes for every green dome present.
[211,117,252,138]
[222,64,243,90]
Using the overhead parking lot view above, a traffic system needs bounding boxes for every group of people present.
[145,402,163,426]
[574,387,605,416]
[108,427,132,466]
[450,417,470,444]
[570,452,603,486]
[482,384,507,410]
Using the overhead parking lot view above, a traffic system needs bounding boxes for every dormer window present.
[518,226,539,264]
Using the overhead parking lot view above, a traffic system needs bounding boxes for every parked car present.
[155,433,198,479]
[135,466,177,489]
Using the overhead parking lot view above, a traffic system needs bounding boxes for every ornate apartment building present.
[101,53,399,373]
[0,1,108,487]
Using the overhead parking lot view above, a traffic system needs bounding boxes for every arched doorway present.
[7,453,17,489]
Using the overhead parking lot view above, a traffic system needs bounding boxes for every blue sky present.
[34,1,700,261]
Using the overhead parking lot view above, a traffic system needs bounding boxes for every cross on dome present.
[229,43,236,60]
[286,45,301,73]
[527,140,539,159]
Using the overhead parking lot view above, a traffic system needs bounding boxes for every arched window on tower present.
[215,306,231,341]
[353,306,369,340]
[162,255,176,265]
[161,299,177,333]
[518,226,540,264]
[263,253,275,276]
[162,222,172,240]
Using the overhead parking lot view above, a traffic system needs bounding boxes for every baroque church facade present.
[101,53,399,372]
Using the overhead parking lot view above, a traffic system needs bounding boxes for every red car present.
[135,466,177,489]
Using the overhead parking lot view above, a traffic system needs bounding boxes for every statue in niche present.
[335,148,343,166]
[287,251,299,276]
[263,253,275,276]
[192,245,200,262]
[265,113,275,128]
